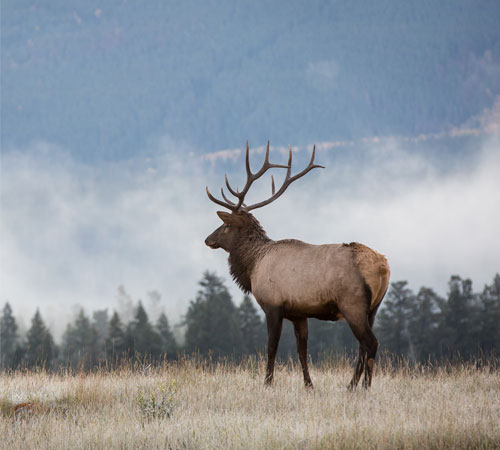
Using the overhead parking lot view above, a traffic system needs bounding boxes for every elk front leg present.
[293,318,313,388]
[264,309,283,386]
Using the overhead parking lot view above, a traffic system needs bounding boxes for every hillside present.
[2,0,499,160]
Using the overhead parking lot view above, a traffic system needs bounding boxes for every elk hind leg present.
[292,318,313,388]
[349,345,366,391]
[264,309,283,386]
[363,308,381,388]
[361,326,378,389]
[342,308,379,390]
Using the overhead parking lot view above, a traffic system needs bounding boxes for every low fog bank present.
[1,131,499,340]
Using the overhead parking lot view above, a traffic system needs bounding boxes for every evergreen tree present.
[61,309,98,369]
[308,319,335,360]
[147,290,163,323]
[24,310,56,369]
[276,320,297,360]
[375,281,414,358]
[157,312,177,358]
[238,295,265,355]
[0,302,18,369]
[126,302,162,360]
[407,287,443,362]
[332,321,358,355]
[92,309,109,362]
[106,311,127,361]
[116,285,135,324]
[308,319,357,361]
[439,276,480,359]
[478,274,500,356]
[184,272,242,358]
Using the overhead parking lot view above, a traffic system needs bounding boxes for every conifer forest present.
[1,272,499,371]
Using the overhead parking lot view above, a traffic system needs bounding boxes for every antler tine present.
[308,145,324,169]
[206,141,307,213]
[244,145,324,211]
[245,140,252,177]
[254,142,290,176]
[287,145,293,177]
[224,174,239,197]
[235,188,247,207]
[206,186,238,211]
[228,141,288,209]
[288,145,325,183]
[264,140,270,166]
[221,187,236,205]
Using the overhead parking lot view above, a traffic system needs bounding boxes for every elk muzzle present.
[204,233,220,249]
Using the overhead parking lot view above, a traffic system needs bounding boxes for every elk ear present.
[217,211,232,223]
[216,211,246,227]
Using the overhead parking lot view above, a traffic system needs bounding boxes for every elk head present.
[205,141,324,253]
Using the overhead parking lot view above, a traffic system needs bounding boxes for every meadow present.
[1,357,499,449]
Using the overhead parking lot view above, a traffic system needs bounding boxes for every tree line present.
[1,272,499,371]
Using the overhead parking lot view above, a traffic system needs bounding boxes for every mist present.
[1,128,499,340]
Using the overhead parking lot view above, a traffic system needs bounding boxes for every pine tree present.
[157,313,177,359]
[407,287,443,362]
[333,322,358,355]
[92,309,109,362]
[375,281,415,358]
[238,295,265,355]
[61,309,98,369]
[0,302,18,369]
[308,319,357,362]
[439,276,480,359]
[147,290,163,323]
[24,310,56,369]
[275,320,298,360]
[184,272,242,358]
[478,274,500,356]
[126,302,162,360]
[308,319,334,360]
[106,311,127,362]
[116,285,135,324]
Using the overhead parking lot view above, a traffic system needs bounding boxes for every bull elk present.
[205,141,390,389]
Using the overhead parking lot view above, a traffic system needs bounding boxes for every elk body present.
[205,142,390,389]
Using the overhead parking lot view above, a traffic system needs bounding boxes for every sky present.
[1,1,500,340]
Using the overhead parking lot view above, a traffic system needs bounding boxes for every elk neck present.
[228,213,272,294]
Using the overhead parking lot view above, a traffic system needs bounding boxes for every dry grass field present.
[1,357,499,449]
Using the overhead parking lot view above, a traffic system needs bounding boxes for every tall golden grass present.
[1,356,499,449]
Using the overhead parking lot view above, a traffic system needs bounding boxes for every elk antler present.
[206,141,324,212]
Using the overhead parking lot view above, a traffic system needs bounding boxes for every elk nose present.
[205,236,219,249]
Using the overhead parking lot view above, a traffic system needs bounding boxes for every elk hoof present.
[264,377,273,387]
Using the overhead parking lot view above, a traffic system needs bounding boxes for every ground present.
[1,357,499,449]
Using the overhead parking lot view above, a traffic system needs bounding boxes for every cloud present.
[1,130,499,340]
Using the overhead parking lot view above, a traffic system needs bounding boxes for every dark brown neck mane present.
[228,212,271,293]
